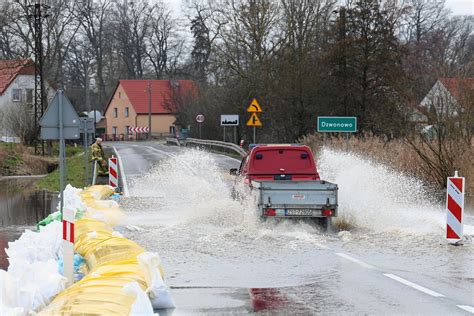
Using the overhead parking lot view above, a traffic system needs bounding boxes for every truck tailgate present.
[251,180,338,217]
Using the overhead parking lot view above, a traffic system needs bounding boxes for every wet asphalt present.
[111,141,474,316]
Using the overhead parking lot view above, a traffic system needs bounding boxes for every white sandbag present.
[137,252,176,309]
[6,221,62,264]
[6,259,66,311]
[62,184,85,213]
[0,270,23,311]
[122,282,155,316]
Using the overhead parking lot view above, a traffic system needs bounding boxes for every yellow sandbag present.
[83,237,145,269]
[39,262,148,315]
[74,218,113,239]
[80,198,125,226]
[81,185,115,200]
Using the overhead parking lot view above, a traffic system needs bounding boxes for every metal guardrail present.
[184,138,246,157]
[165,137,181,146]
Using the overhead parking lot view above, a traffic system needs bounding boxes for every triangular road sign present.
[40,90,81,140]
[247,98,262,113]
[247,113,262,127]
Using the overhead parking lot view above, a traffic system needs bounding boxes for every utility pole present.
[26,0,50,155]
[148,81,152,140]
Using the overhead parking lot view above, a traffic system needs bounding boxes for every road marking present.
[335,253,375,269]
[383,273,444,297]
[458,305,474,314]
[113,146,130,197]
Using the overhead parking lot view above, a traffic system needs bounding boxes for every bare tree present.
[1,102,36,144]
[146,2,185,79]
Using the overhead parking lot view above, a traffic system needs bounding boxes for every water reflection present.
[0,177,58,270]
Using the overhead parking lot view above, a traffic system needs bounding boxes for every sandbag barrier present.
[2,184,174,316]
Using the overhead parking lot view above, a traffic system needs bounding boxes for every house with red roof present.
[413,77,474,122]
[0,59,56,140]
[0,59,55,111]
[103,80,196,139]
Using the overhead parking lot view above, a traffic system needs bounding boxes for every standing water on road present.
[0,178,58,270]
[119,148,473,314]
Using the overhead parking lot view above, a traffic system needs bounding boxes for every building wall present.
[0,74,55,110]
[136,114,176,135]
[0,74,55,138]
[104,84,138,135]
[105,83,176,137]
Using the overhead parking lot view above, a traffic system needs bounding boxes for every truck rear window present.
[249,149,315,174]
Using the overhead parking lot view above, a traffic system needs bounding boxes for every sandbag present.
[138,252,175,309]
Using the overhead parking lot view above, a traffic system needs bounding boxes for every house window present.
[26,89,34,104]
[125,126,130,135]
[12,89,21,102]
[114,107,118,118]
[118,92,121,99]
[125,107,129,117]
[112,126,117,135]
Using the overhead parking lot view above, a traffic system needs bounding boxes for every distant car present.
[230,144,338,230]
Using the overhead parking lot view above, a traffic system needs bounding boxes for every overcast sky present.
[165,0,473,17]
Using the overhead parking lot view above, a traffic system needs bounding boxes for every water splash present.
[317,148,445,235]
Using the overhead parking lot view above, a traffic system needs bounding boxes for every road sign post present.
[446,171,465,245]
[221,115,239,143]
[109,156,118,189]
[80,118,95,185]
[247,99,263,143]
[317,116,357,150]
[196,114,205,139]
[40,90,80,287]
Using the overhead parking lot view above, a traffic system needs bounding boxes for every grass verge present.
[36,153,87,191]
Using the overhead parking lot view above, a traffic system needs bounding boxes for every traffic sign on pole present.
[247,98,262,113]
[40,91,80,140]
[446,171,465,244]
[196,114,205,123]
[247,113,262,127]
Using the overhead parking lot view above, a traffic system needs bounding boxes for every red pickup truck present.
[231,144,338,230]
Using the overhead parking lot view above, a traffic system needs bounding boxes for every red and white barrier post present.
[62,207,75,286]
[109,155,118,188]
[446,171,465,244]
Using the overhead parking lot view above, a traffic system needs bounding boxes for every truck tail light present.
[265,208,276,216]
[322,209,333,216]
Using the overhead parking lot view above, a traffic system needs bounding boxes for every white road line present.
[458,305,474,314]
[383,273,445,298]
[335,252,375,269]
[113,146,130,197]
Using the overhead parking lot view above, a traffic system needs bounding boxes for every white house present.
[0,59,56,140]
[413,77,474,122]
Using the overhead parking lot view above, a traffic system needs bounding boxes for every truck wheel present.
[318,217,332,232]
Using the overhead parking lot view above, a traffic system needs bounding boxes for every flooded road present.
[113,142,474,315]
[0,177,57,270]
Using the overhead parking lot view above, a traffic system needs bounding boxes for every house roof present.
[107,80,197,115]
[0,59,35,95]
[438,77,474,101]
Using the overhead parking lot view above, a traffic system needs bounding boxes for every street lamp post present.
[25,0,50,155]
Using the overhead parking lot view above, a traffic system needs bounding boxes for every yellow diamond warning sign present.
[247,98,262,112]
[247,113,262,127]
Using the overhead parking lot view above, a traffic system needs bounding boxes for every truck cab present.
[232,144,321,183]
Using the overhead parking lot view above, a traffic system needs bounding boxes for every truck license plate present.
[285,209,313,216]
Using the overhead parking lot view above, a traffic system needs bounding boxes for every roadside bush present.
[301,133,473,194]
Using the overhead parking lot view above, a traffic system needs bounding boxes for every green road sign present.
[317,116,357,132]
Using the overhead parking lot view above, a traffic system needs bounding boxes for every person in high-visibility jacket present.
[91,138,108,176]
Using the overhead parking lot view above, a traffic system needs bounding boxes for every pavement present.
[110,141,474,315]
